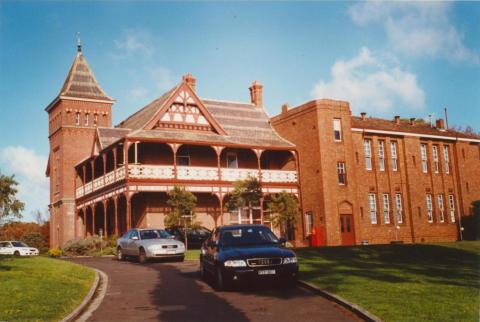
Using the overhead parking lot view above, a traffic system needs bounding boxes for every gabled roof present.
[352,117,480,140]
[116,86,178,130]
[113,77,294,149]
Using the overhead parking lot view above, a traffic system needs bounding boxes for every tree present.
[226,176,263,223]
[21,231,46,252]
[0,171,24,222]
[166,186,197,249]
[267,191,299,239]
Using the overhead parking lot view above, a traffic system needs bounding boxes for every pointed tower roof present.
[46,41,114,112]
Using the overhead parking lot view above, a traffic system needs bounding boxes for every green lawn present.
[0,256,95,322]
[185,249,201,260]
[296,241,480,322]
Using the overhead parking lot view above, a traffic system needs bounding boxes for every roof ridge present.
[202,97,254,106]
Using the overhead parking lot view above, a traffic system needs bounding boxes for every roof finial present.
[76,32,82,52]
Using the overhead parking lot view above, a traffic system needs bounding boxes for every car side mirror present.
[131,236,139,240]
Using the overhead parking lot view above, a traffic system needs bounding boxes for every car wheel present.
[138,248,147,264]
[214,268,228,291]
[117,247,125,261]
[14,251,20,256]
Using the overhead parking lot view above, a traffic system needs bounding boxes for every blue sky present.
[0,1,479,222]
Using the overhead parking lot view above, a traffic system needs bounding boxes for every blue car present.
[200,224,298,290]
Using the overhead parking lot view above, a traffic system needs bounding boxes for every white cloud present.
[148,66,174,92]
[348,2,479,64]
[311,47,425,115]
[0,146,49,222]
[113,28,154,59]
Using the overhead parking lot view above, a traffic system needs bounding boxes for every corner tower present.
[46,41,115,248]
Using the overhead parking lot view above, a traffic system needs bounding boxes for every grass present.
[296,241,480,322]
[0,256,95,322]
[185,249,201,260]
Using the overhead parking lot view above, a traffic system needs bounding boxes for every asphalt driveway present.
[70,257,360,322]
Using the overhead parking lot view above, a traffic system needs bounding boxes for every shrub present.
[48,248,63,257]
[21,232,47,253]
[62,235,108,256]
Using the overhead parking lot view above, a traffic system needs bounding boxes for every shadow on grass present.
[296,243,480,292]
[0,255,31,271]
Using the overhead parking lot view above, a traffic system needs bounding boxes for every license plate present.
[258,269,276,275]
[167,250,176,254]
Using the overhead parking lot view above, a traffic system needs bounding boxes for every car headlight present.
[224,260,247,267]
[282,257,298,264]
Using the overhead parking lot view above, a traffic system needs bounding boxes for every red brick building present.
[46,46,479,248]
[271,100,480,246]
[46,47,298,248]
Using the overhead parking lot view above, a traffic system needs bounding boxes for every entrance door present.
[340,214,355,245]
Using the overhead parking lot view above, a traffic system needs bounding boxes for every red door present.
[340,214,355,246]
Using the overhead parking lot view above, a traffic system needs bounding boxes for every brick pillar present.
[91,204,96,236]
[126,194,132,230]
[114,197,118,236]
[83,209,87,238]
[103,200,108,239]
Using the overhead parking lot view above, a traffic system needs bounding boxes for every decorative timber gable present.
[144,82,227,135]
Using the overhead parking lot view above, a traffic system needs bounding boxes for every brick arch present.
[338,200,353,214]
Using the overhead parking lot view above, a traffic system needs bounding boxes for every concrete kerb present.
[60,268,109,322]
[297,280,383,322]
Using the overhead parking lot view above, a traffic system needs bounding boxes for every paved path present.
[70,257,360,322]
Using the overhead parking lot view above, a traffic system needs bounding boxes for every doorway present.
[340,214,355,245]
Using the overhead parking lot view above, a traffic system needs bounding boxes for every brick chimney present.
[281,103,289,114]
[249,80,263,107]
[436,118,445,130]
[394,115,400,124]
[183,73,196,92]
[410,118,416,126]
[360,112,367,120]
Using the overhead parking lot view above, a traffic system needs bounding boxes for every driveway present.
[70,257,360,322]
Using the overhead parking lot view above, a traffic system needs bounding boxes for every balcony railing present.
[76,164,297,198]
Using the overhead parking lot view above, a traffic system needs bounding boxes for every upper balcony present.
[75,142,297,199]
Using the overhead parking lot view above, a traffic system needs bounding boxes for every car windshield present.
[12,241,28,247]
[220,227,279,247]
[140,229,171,240]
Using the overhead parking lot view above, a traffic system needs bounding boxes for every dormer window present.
[84,113,89,126]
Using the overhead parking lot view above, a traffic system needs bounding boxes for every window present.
[226,152,238,169]
[93,114,98,127]
[84,113,89,126]
[369,193,377,224]
[382,194,390,224]
[421,144,428,173]
[426,194,433,223]
[391,142,398,171]
[75,112,80,126]
[176,154,190,166]
[337,162,346,185]
[437,194,445,223]
[305,211,313,235]
[448,195,456,223]
[443,146,450,174]
[395,193,403,224]
[333,119,342,141]
[378,141,385,171]
[432,145,439,173]
[364,140,372,170]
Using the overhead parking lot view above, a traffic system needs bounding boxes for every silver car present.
[116,228,185,263]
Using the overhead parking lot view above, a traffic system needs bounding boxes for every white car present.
[117,228,185,264]
[0,241,39,256]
